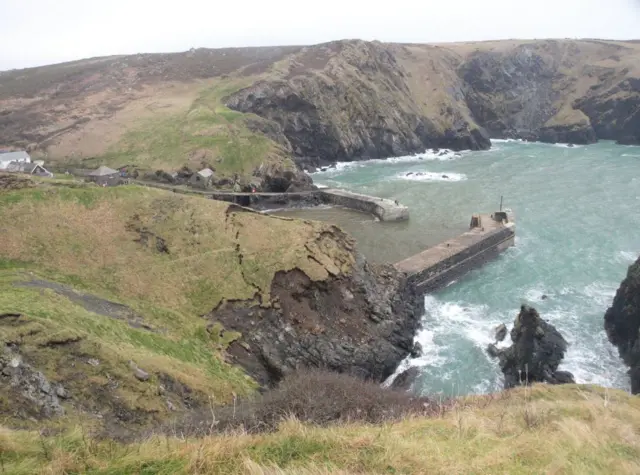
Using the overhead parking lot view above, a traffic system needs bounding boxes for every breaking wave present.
[396,171,467,182]
[310,149,463,175]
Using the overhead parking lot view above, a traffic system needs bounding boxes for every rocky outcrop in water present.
[490,306,575,388]
[605,256,640,394]
[208,237,423,387]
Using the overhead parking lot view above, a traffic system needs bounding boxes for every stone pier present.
[318,189,409,221]
[395,211,515,294]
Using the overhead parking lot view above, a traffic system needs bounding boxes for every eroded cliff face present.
[1,39,640,171]
[226,40,491,163]
[459,44,594,144]
[605,256,640,394]
[226,39,640,161]
[206,224,423,386]
[575,77,640,145]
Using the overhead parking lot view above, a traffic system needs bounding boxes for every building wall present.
[0,156,30,170]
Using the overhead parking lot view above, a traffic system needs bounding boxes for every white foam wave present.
[387,296,514,386]
[491,138,525,144]
[310,149,462,175]
[552,143,583,149]
[582,281,617,307]
[616,250,638,264]
[543,308,629,389]
[396,171,467,182]
[490,138,582,148]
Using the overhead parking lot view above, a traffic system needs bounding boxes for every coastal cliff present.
[225,40,490,163]
[0,175,421,436]
[1,39,639,180]
[605,256,640,394]
[211,249,422,386]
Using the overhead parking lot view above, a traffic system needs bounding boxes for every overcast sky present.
[2,0,640,70]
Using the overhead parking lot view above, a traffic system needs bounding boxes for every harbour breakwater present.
[394,212,516,294]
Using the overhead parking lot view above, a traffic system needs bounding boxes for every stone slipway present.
[395,212,515,294]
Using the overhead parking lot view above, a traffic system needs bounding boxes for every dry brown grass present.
[0,180,354,315]
[2,384,639,474]
[49,82,203,160]
[0,178,356,435]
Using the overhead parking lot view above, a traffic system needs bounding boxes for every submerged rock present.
[604,255,640,394]
[496,305,574,389]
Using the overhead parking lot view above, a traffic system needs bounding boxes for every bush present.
[163,370,440,437]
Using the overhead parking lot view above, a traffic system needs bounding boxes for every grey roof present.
[0,151,30,163]
[197,168,214,178]
[5,162,51,175]
[89,166,119,177]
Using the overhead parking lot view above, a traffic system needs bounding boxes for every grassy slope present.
[4,40,640,179]
[2,384,639,474]
[85,79,293,177]
[0,175,354,431]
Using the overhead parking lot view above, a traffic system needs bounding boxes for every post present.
[500,195,503,212]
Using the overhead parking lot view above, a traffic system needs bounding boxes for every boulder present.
[0,349,65,417]
[487,343,501,358]
[497,305,574,389]
[390,367,420,391]
[134,368,150,382]
[494,323,508,342]
[604,256,640,394]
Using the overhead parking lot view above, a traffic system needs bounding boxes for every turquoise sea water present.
[289,140,640,396]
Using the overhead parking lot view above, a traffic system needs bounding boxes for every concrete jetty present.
[131,180,409,222]
[395,211,515,294]
[318,189,409,222]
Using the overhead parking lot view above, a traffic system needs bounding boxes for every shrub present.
[163,370,440,437]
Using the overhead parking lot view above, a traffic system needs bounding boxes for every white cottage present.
[0,151,31,170]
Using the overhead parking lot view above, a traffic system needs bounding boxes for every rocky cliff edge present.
[605,256,640,394]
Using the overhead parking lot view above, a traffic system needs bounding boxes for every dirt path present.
[16,279,158,332]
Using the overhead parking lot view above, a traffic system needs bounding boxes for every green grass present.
[85,79,292,179]
[0,176,355,435]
